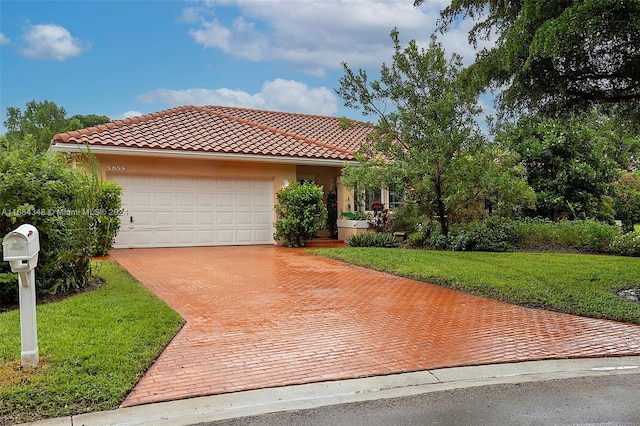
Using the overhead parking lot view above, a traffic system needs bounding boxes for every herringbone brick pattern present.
[110,247,640,407]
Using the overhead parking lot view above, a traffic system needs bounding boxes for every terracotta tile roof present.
[52,105,373,161]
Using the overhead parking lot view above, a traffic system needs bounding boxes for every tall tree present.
[495,112,621,220]
[3,100,111,153]
[337,31,532,236]
[419,0,640,117]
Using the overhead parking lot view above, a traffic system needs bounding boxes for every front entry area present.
[110,174,274,248]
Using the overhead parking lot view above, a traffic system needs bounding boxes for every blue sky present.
[0,0,491,133]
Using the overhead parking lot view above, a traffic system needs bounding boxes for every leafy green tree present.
[3,100,112,153]
[496,113,620,220]
[274,181,327,247]
[337,30,533,236]
[4,100,73,152]
[420,0,640,117]
[613,171,640,233]
[68,113,111,129]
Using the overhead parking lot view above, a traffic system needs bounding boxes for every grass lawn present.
[0,261,184,425]
[311,248,640,324]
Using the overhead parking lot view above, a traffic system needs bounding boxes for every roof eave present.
[49,143,355,167]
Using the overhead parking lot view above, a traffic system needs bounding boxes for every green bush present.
[93,181,122,256]
[448,219,519,252]
[0,136,122,303]
[347,232,397,247]
[389,203,426,233]
[274,181,327,247]
[608,232,640,257]
[514,218,621,252]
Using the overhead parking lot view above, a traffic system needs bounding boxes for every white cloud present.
[183,0,484,74]
[20,24,88,61]
[0,33,10,45]
[136,78,339,116]
[112,111,144,120]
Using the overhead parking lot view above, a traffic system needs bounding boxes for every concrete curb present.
[25,356,640,426]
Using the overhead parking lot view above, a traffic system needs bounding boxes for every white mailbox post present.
[2,224,40,368]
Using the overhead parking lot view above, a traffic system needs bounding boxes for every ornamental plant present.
[0,135,122,304]
[274,181,327,247]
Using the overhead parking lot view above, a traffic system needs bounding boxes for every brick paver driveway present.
[110,246,640,407]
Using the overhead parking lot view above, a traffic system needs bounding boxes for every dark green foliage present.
[613,171,640,233]
[68,114,111,129]
[423,0,640,117]
[93,181,122,256]
[448,219,520,252]
[274,181,327,247]
[389,203,425,233]
[347,232,397,247]
[608,232,640,257]
[326,185,339,239]
[513,218,621,253]
[4,100,72,153]
[0,136,122,303]
[497,113,621,220]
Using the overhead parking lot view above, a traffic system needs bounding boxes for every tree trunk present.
[432,172,449,236]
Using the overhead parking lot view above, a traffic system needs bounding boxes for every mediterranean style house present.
[50,105,391,248]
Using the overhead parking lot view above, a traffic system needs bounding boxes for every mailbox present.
[3,224,40,272]
[2,224,40,367]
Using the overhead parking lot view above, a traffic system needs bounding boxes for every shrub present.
[608,232,640,257]
[0,136,122,303]
[389,203,424,233]
[448,219,519,252]
[514,218,621,252]
[274,181,327,247]
[368,200,390,232]
[93,181,122,256]
[348,232,397,247]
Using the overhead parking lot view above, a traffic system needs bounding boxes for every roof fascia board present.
[49,143,355,167]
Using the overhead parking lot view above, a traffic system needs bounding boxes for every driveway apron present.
[110,247,640,407]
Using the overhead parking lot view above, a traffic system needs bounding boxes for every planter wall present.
[337,219,372,241]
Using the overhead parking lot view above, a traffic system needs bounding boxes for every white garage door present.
[109,174,274,248]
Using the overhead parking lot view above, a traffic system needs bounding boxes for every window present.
[354,186,382,212]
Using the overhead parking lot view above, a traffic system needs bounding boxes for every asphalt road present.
[201,373,640,426]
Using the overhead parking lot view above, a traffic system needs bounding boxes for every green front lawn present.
[311,248,640,324]
[0,261,184,425]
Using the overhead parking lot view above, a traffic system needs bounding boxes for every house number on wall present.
[106,165,126,171]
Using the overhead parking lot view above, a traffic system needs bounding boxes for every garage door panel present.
[255,229,272,243]
[196,211,215,225]
[254,194,271,207]
[217,193,233,207]
[154,211,174,225]
[111,174,273,248]
[236,229,253,243]
[216,179,234,191]
[176,211,194,225]
[154,177,175,190]
[236,211,253,225]
[176,230,195,244]
[217,229,234,244]
[131,193,153,207]
[217,211,234,225]
[255,211,272,225]
[236,180,253,191]
[237,194,252,207]
[155,192,174,207]
[176,193,195,207]
[197,193,215,207]
[133,210,154,226]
